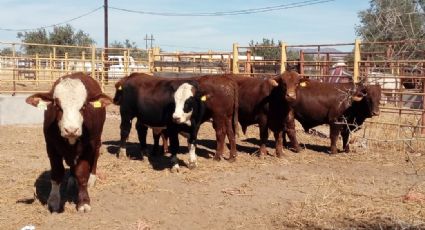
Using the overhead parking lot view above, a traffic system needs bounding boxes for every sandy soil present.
[0,106,425,230]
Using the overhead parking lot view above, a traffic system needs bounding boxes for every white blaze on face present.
[53,78,87,144]
[173,83,194,126]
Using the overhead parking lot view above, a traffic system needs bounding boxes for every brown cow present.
[26,72,112,212]
[233,71,302,157]
[286,79,381,154]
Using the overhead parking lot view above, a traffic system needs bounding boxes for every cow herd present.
[25,71,381,213]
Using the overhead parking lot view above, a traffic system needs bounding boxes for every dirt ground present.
[1,106,425,230]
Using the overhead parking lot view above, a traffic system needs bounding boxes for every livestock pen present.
[0,40,424,154]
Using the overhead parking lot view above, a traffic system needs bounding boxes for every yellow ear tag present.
[37,101,47,110]
[300,82,307,87]
[201,95,207,101]
[118,86,122,90]
[93,100,102,108]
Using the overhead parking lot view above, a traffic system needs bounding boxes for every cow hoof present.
[188,161,198,169]
[77,203,91,213]
[171,164,180,173]
[213,155,221,161]
[47,194,61,212]
[88,174,96,188]
[117,148,128,159]
[228,157,236,163]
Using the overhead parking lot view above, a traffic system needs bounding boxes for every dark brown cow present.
[26,72,112,212]
[233,71,302,157]
[286,79,381,154]
[172,74,239,162]
[113,77,169,156]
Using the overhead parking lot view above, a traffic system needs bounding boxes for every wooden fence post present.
[353,39,361,83]
[246,50,251,74]
[81,51,86,72]
[299,50,304,76]
[123,50,129,76]
[232,43,239,74]
[91,45,96,78]
[280,41,287,74]
[64,52,69,74]
[35,53,39,86]
[12,43,16,94]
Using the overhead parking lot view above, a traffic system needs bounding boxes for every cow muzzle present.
[286,92,296,101]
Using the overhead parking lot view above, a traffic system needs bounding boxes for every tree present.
[17,24,95,56]
[356,0,425,59]
[110,39,148,59]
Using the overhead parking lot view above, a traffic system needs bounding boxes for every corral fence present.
[0,40,424,153]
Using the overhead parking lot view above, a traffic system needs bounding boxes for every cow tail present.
[233,82,240,138]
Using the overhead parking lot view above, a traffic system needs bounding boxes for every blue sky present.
[0,0,370,51]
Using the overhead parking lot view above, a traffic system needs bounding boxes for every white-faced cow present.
[172,74,239,162]
[115,73,210,172]
[26,72,112,212]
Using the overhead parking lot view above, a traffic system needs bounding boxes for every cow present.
[286,79,381,154]
[115,73,213,172]
[113,77,169,156]
[340,84,381,152]
[172,74,239,162]
[232,70,302,158]
[25,72,112,213]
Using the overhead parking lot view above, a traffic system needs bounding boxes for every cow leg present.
[152,130,161,157]
[213,119,226,161]
[88,140,101,188]
[258,118,269,157]
[118,117,132,159]
[169,129,180,173]
[225,117,237,162]
[273,131,285,158]
[285,111,300,153]
[329,124,341,155]
[135,120,149,160]
[74,159,91,212]
[161,131,169,154]
[341,127,350,153]
[47,154,65,213]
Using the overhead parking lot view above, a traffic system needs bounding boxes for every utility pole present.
[104,0,109,83]
[144,34,155,49]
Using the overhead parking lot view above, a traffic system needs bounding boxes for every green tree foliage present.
[356,0,425,59]
[249,38,280,60]
[17,24,95,56]
[110,39,148,59]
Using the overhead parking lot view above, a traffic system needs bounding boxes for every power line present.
[109,0,336,17]
[0,6,103,32]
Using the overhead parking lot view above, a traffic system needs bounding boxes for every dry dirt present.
[1,106,425,230]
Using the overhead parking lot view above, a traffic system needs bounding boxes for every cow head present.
[26,78,112,144]
[365,84,382,116]
[279,70,305,102]
[172,82,207,126]
[350,83,381,117]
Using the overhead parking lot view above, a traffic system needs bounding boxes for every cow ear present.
[89,93,113,108]
[115,81,123,91]
[26,93,53,109]
[200,94,210,102]
[268,78,279,87]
